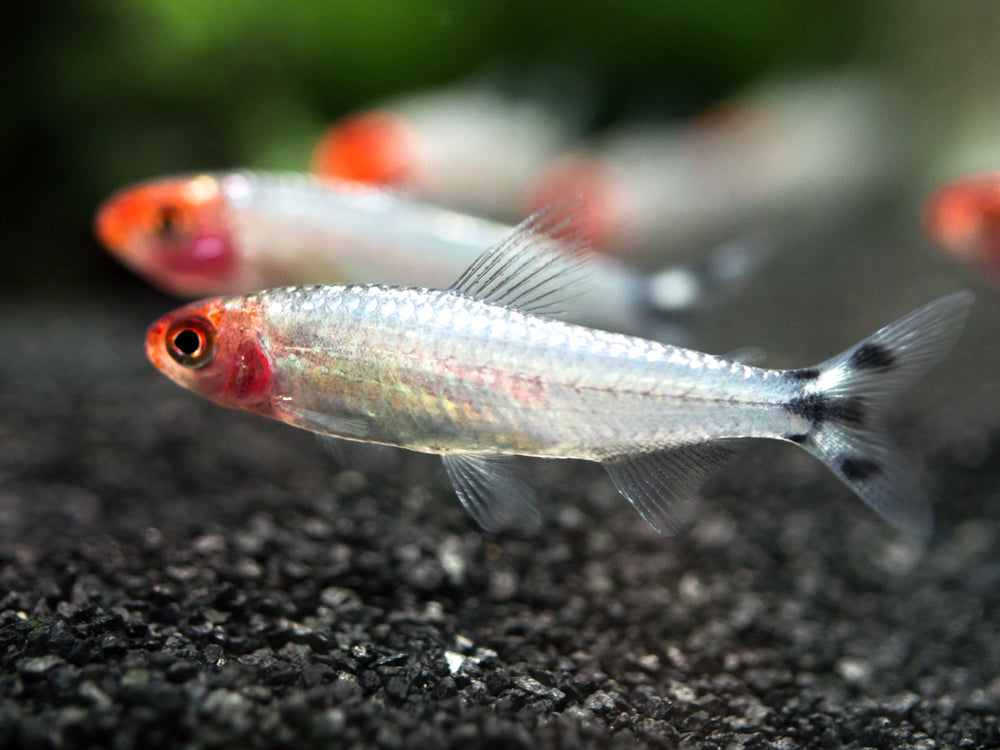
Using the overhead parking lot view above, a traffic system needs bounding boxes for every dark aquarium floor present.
[3,207,1000,749]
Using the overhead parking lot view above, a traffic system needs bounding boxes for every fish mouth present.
[94,195,132,254]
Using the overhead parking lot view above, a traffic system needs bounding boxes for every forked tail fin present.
[790,291,974,538]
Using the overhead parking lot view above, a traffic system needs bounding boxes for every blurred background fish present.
[526,72,907,266]
[923,172,1000,284]
[93,170,771,340]
[310,81,579,220]
[93,171,652,333]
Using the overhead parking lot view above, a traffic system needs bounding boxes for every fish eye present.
[151,204,187,240]
[166,316,217,369]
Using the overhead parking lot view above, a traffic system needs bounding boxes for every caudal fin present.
[792,292,974,538]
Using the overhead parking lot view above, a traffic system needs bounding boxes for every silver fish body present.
[254,284,796,458]
[147,203,973,537]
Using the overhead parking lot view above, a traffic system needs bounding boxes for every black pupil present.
[156,206,180,237]
[173,329,202,356]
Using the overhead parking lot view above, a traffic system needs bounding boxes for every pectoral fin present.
[282,405,372,440]
[441,453,540,532]
[315,434,399,472]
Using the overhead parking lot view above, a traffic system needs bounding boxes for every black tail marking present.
[786,367,820,381]
[849,342,896,371]
[839,456,882,482]
[785,393,866,428]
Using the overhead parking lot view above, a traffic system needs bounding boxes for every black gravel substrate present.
[3,210,1000,748]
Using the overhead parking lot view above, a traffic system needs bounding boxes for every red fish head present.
[146,297,275,415]
[95,175,238,296]
[311,111,417,187]
[923,172,1000,275]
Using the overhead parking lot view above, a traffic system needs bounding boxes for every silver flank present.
[254,285,797,458]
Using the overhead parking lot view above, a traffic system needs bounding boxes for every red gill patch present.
[223,338,273,406]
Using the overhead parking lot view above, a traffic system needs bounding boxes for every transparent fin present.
[448,198,591,318]
[808,426,934,539]
[440,453,541,532]
[282,405,372,440]
[815,291,975,404]
[792,291,974,538]
[315,434,399,472]
[602,443,736,535]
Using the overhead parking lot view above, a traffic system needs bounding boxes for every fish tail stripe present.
[788,291,974,537]
[784,393,866,428]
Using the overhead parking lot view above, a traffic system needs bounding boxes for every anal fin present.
[601,443,736,534]
[441,453,540,532]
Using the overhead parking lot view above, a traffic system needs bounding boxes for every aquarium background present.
[5,1,998,294]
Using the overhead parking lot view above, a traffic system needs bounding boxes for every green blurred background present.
[2,0,997,294]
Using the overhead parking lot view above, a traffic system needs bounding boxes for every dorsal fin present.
[448,198,592,318]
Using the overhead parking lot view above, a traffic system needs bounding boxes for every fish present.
[145,203,973,538]
[95,171,761,338]
[528,71,902,261]
[923,172,1000,281]
[310,84,573,219]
